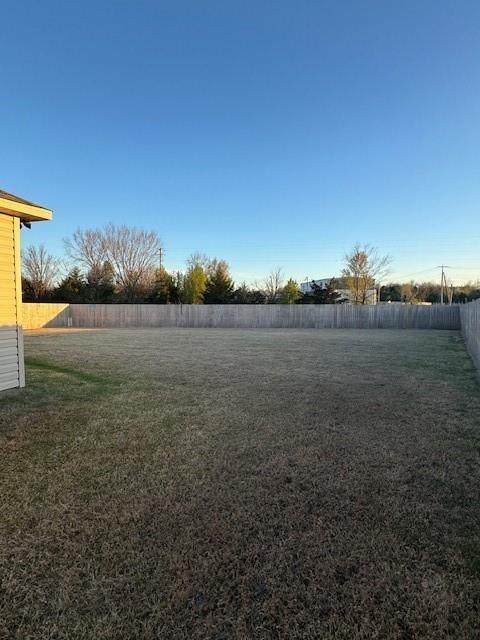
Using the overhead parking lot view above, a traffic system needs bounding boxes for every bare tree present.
[342,243,391,304]
[64,224,162,300]
[186,252,213,274]
[64,228,106,273]
[263,268,284,303]
[22,245,59,300]
[103,224,162,300]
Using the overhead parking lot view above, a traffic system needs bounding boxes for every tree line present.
[380,281,480,304]
[21,225,480,304]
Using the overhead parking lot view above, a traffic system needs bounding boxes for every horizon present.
[2,1,480,287]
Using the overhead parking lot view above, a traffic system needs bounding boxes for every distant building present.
[301,278,377,304]
[300,278,333,294]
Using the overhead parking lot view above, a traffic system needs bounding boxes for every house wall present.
[0,213,24,391]
[300,280,377,304]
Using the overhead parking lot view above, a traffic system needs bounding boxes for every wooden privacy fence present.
[23,302,461,330]
[460,299,480,371]
[22,303,70,331]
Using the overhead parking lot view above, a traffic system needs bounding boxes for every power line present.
[391,267,439,280]
[442,265,480,270]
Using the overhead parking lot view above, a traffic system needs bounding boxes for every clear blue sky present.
[2,1,480,286]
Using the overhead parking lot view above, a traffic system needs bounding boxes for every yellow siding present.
[0,212,21,390]
[0,214,16,326]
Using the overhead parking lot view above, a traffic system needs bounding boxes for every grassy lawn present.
[1,328,480,639]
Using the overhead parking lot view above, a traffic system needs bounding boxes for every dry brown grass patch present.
[1,329,479,639]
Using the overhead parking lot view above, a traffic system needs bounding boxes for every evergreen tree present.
[22,277,37,302]
[53,267,86,302]
[248,290,267,304]
[232,283,266,304]
[381,284,401,302]
[182,264,207,303]
[149,268,180,303]
[84,262,115,302]
[232,282,250,303]
[301,279,343,304]
[281,278,300,304]
[204,260,234,303]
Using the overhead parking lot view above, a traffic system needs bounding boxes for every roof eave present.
[0,197,53,222]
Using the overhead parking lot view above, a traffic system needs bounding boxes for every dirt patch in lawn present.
[1,329,479,639]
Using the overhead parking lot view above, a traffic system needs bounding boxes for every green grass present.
[1,328,479,639]
[25,356,109,384]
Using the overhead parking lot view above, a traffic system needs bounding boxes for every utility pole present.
[440,265,444,304]
[438,265,450,304]
[159,247,163,273]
